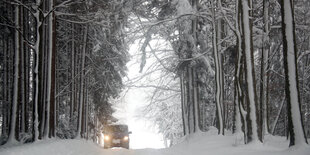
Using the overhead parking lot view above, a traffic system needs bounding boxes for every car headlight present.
[104,135,110,141]
[123,136,129,141]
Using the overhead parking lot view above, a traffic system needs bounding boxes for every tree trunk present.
[76,26,88,139]
[280,0,308,146]
[180,72,187,135]
[7,5,20,144]
[2,33,8,141]
[19,5,26,136]
[260,0,270,139]
[233,0,244,141]
[241,0,260,143]
[70,23,75,120]
[212,0,224,135]
[33,0,43,141]
[44,0,56,138]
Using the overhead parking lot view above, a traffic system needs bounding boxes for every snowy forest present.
[0,0,309,151]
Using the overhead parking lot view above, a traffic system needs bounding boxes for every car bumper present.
[104,139,129,149]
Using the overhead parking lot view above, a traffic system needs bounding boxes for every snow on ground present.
[0,128,309,155]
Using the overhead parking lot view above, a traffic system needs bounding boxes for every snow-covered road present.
[0,128,309,155]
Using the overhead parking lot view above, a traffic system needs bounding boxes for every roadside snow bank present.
[0,139,104,155]
[167,127,310,155]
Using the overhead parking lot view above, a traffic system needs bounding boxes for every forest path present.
[0,129,309,155]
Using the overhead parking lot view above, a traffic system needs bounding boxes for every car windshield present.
[105,125,128,134]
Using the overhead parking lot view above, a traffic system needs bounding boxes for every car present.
[103,124,132,149]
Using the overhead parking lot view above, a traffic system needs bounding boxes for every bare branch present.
[126,84,180,92]
[0,22,35,49]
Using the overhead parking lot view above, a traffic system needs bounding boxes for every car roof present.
[108,124,128,127]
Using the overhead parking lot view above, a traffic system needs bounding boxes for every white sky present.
[112,43,165,149]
